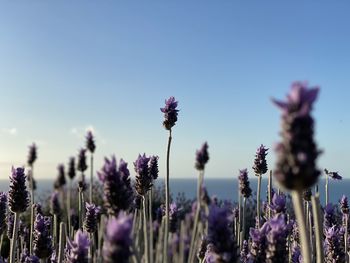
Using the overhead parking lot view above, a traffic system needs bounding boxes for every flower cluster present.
[160,96,179,130]
[252,144,268,175]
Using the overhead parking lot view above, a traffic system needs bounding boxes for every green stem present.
[240,197,246,249]
[58,222,65,263]
[89,154,93,204]
[29,165,34,255]
[188,170,203,263]
[268,170,272,219]
[292,190,311,263]
[257,174,262,227]
[79,187,83,229]
[163,129,172,263]
[143,196,149,263]
[53,214,58,249]
[325,174,329,204]
[149,190,154,263]
[9,212,20,263]
[311,194,324,263]
[67,179,72,237]
[345,215,348,262]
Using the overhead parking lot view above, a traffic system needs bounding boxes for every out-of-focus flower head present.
[340,195,349,214]
[66,230,90,263]
[54,164,66,189]
[252,144,268,175]
[148,155,159,180]
[195,142,209,171]
[27,143,37,166]
[238,169,252,198]
[0,192,7,235]
[9,167,29,213]
[84,202,101,233]
[85,130,96,154]
[134,154,152,196]
[77,148,88,173]
[33,214,52,259]
[67,157,76,180]
[325,169,342,180]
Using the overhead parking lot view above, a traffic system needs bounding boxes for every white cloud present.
[1,128,18,135]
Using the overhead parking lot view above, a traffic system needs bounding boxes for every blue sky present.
[0,1,349,180]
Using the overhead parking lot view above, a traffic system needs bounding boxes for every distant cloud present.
[1,128,18,136]
[70,125,106,145]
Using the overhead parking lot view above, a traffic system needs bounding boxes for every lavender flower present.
[8,167,29,213]
[266,215,289,263]
[50,251,57,263]
[24,255,40,263]
[272,82,321,190]
[269,193,286,216]
[66,230,90,263]
[83,202,100,233]
[240,240,249,263]
[169,203,178,233]
[303,188,312,202]
[148,155,159,180]
[324,226,345,262]
[291,245,302,263]
[7,212,14,239]
[0,192,7,235]
[77,148,88,173]
[27,143,37,166]
[33,214,52,259]
[68,157,76,180]
[85,130,96,154]
[102,213,133,263]
[50,191,61,215]
[324,203,337,230]
[340,195,349,214]
[134,154,152,196]
[252,144,268,175]
[97,156,134,215]
[206,204,237,262]
[325,169,342,180]
[195,142,209,171]
[238,169,252,198]
[248,222,270,262]
[160,96,179,130]
[54,164,66,189]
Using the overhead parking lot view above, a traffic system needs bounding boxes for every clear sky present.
[0,1,349,180]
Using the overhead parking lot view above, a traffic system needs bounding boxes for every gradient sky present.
[0,1,349,180]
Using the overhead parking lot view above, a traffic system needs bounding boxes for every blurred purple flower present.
[9,167,29,213]
[98,156,134,215]
[272,81,321,191]
[0,192,7,235]
[324,226,345,262]
[291,245,302,263]
[240,240,249,263]
[27,143,37,166]
[238,169,252,198]
[195,142,209,171]
[266,215,289,262]
[66,230,90,263]
[50,191,61,216]
[85,130,96,154]
[134,154,152,196]
[67,157,76,180]
[325,169,342,180]
[248,222,270,262]
[54,164,66,189]
[77,148,88,173]
[102,213,133,263]
[160,96,179,130]
[33,214,52,259]
[149,155,159,180]
[252,144,268,175]
[340,195,349,214]
[269,193,286,216]
[84,202,100,233]
[7,212,14,239]
[324,203,337,230]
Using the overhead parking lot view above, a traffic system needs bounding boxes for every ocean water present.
[0,177,346,205]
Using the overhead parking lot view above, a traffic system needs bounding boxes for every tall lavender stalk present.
[27,143,37,255]
[0,192,7,256]
[238,168,252,248]
[67,157,76,237]
[272,82,321,263]
[160,96,178,263]
[188,142,209,263]
[252,144,268,227]
[9,167,29,263]
[86,131,96,204]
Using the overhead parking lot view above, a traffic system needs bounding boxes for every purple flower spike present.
[248,222,270,262]
[148,155,159,180]
[240,240,249,263]
[195,142,209,171]
[252,144,269,175]
[238,169,252,198]
[206,204,237,262]
[7,213,14,239]
[325,226,345,262]
[68,157,76,180]
[134,154,152,196]
[27,143,37,166]
[0,192,7,235]
[54,164,66,189]
[325,169,342,180]
[324,203,336,230]
[33,214,52,259]
[160,96,179,130]
[9,167,29,213]
[266,215,289,262]
[50,191,61,215]
[291,245,302,263]
[24,255,40,263]
[272,81,321,191]
[84,202,100,233]
[66,230,90,263]
[269,193,286,216]
[102,213,133,263]
[340,195,349,214]
[77,148,88,173]
[97,156,134,215]
[85,130,96,154]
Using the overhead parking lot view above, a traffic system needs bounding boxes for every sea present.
[0,177,346,205]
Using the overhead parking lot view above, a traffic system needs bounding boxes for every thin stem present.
[292,190,311,263]
[29,165,34,254]
[67,179,72,237]
[268,170,272,219]
[53,214,58,249]
[149,189,154,263]
[325,174,329,205]
[311,194,324,263]
[163,129,172,263]
[240,197,246,249]
[89,154,93,204]
[237,193,241,247]
[58,222,65,263]
[143,196,149,263]
[9,212,20,263]
[188,170,203,263]
[257,174,262,227]
[0,234,3,256]
[78,187,83,229]
[345,214,348,262]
